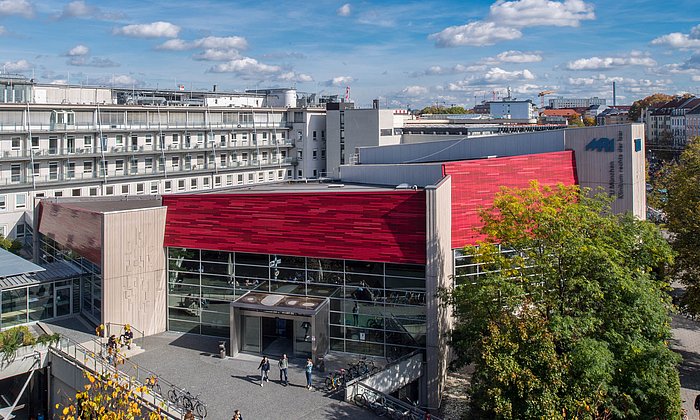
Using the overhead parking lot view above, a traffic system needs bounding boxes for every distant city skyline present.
[1,0,699,108]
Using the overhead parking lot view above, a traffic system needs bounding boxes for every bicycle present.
[183,392,207,418]
[144,375,161,396]
[324,368,347,392]
[354,389,388,417]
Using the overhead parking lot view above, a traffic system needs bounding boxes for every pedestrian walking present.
[232,409,243,420]
[258,356,270,386]
[279,354,289,385]
[184,410,195,420]
[305,357,313,390]
[352,301,359,326]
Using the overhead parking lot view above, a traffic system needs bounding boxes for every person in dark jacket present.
[258,356,270,386]
[278,354,289,385]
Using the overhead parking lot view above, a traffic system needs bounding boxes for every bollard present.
[219,341,226,359]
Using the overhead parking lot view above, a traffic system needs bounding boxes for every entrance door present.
[241,316,261,353]
[55,285,72,317]
[261,317,293,356]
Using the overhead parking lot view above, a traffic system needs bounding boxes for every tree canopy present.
[663,136,700,313]
[446,182,680,419]
[419,105,471,115]
[629,93,674,121]
[0,234,22,254]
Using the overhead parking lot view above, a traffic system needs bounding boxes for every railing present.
[0,122,291,132]
[351,382,441,420]
[50,336,188,419]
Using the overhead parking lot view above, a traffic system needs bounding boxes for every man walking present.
[279,354,289,385]
[352,302,359,326]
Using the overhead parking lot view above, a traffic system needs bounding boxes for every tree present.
[57,370,165,419]
[567,114,584,127]
[663,136,700,313]
[446,182,680,419]
[582,116,596,126]
[0,234,22,254]
[629,93,674,122]
[419,105,471,115]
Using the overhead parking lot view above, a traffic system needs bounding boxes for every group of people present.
[185,409,243,420]
[257,355,314,389]
[102,325,134,366]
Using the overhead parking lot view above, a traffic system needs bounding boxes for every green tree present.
[629,93,674,122]
[419,105,470,115]
[582,116,596,126]
[663,136,700,313]
[0,234,22,254]
[447,182,680,419]
[567,114,584,127]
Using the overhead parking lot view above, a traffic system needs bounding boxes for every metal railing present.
[351,381,441,420]
[0,122,291,132]
[50,336,188,419]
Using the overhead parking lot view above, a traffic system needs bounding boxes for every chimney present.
[213,84,217,92]
[372,99,380,109]
[612,82,616,107]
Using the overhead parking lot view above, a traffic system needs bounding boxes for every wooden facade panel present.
[102,208,167,336]
[162,191,427,264]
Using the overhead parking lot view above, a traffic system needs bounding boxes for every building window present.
[151,182,159,194]
[11,137,20,150]
[116,159,124,174]
[159,157,165,172]
[66,162,75,179]
[71,189,81,197]
[0,195,5,210]
[173,133,179,146]
[313,169,318,177]
[191,178,198,189]
[54,191,63,197]
[145,134,153,148]
[203,178,210,187]
[145,158,153,172]
[237,174,243,184]
[16,224,25,238]
[122,185,129,194]
[130,158,138,175]
[321,149,326,159]
[297,150,303,160]
[136,183,144,194]
[89,187,98,196]
[84,135,92,149]
[248,173,254,182]
[11,164,22,183]
[32,163,40,178]
[15,193,27,209]
[172,157,180,169]
[178,179,185,191]
[313,149,317,159]
[313,131,317,141]
[49,162,58,180]
[116,135,123,148]
[31,136,39,149]
[220,154,227,167]
[84,161,93,175]
[214,176,221,187]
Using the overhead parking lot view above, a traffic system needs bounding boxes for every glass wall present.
[167,248,427,358]
[1,279,78,330]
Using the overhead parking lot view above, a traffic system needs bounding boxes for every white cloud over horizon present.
[566,52,657,70]
[114,21,180,38]
[337,3,351,17]
[0,0,34,18]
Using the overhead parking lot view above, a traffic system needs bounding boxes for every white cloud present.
[447,67,535,91]
[67,44,89,56]
[566,52,656,70]
[430,0,594,47]
[429,21,521,47]
[651,25,700,50]
[402,86,428,96]
[489,0,595,28]
[566,74,671,94]
[0,0,34,18]
[114,21,180,38]
[59,0,92,18]
[3,59,32,72]
[49,79,68,85]
[324,76,355,87]
[109,75,142,87]
[193,49,241,61]
[194,36,248,50]
[495,50,542,63]
[693,75,700,82]
[68,56,119,68]
[414,63,487,76]
[277,72,313,83]
[208,57,281,76]
[337,3,351,16]
[0,26,5,35]
[157,36,248,52]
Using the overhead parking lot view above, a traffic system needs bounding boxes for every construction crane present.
[538,90,556,109]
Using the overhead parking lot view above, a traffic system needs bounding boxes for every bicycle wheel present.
[348,365,360,378]
[324,376,335,391]
[195,402,207,418]
[167,389,178,404]
[182,395,194,410]
[370,366,381,375]
[354,393,368,407]
[372,402,388,417]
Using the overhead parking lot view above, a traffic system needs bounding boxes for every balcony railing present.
[0,121,291,132]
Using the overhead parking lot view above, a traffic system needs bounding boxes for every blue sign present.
[585,137,614,152]
[634,138,642,152]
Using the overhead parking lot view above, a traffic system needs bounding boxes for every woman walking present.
[258,356,270,387]
[305,357,313,390]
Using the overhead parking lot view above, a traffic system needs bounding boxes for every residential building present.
[671,97,700,147]
[488,99,537,122]
[596,107,631,126]
[548,96,606,109]
[686,105,700,142]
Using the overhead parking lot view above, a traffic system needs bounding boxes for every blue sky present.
[1,0,699,108]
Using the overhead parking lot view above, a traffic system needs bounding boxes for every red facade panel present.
[444,151,578,249]
[37,202,103,265]
[162,191,427,264]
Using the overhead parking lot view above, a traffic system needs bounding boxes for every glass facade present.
[167,248,427,358]
[40,236,101,322]
[1,279,79,330]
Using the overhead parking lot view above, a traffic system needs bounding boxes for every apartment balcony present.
[0,122,292,133]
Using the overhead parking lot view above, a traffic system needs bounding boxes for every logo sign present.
[585,137,614,152]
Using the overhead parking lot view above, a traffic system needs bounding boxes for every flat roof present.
[44,198,163,213]
[0,260,83,290]
[194,181,403,194]
[232,291,327,316]
[0,248,45,279]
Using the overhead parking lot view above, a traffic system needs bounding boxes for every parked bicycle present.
[144,375,161,396]
[168,387,207,418]
[353,388,388,417]
[324,368,347,392]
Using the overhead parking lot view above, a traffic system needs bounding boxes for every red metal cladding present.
[37,201,103,265]
[444,151,578,249]
[162,191,427,264]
